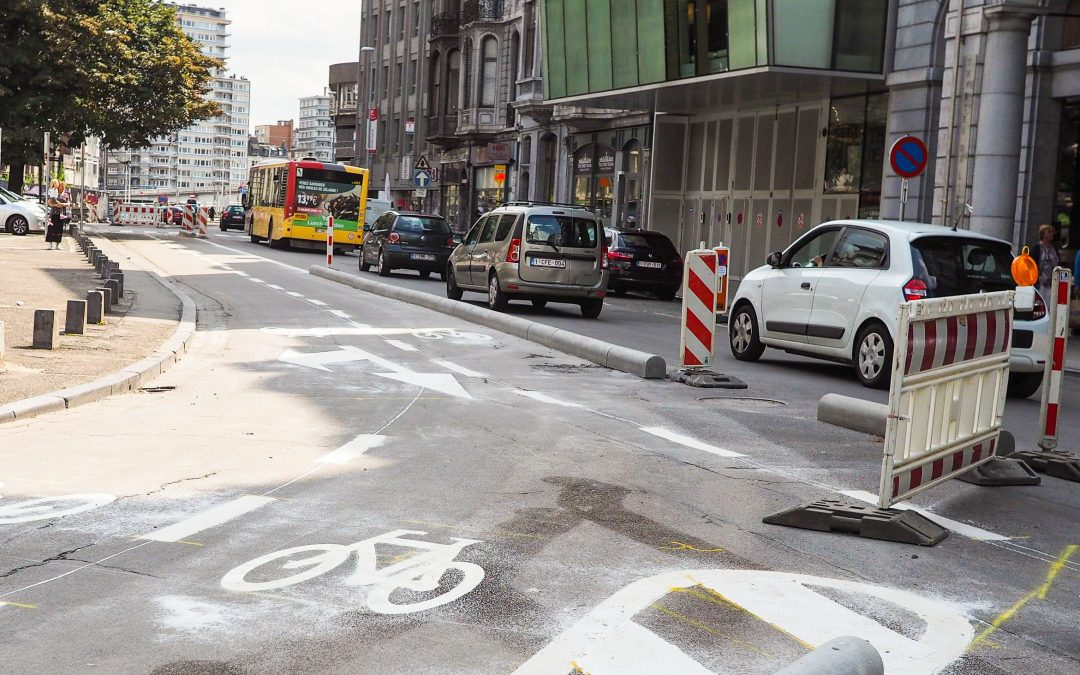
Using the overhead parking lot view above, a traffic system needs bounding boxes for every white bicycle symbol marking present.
[221,529,485,615]
[0,492,116,525]
[411,329,491,341]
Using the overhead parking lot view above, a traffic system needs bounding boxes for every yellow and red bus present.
[245,160,369,251]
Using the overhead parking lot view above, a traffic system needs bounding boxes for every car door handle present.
[801,282,811,290]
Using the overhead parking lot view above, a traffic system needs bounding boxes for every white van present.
[363,198,392,232]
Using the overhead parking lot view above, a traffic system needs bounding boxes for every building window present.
[824,93,887,218]
[480,36,498,107]
[410,58,417,94]
[509,30,520,100]
[414,0,421,35]
[462,39,473,108]
[667,0,728,78]
[382,64,390,100]
[448,49,461,113]
[521,135,532,165]
[398,2,405,40]
[430,52,441,114]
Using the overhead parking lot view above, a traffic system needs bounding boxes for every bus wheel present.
[267,221,279,249]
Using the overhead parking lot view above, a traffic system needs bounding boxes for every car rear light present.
[672,256,683,266]
[607,250,632,262]
[447,236,456,247]
[601,243,610,269]
[903,278,929,301]
[389,232,400,243]
[507,237,521,263]
[1032,289,1047,320]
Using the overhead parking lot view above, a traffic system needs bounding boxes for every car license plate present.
[410,253,436,261]
[530,257,566,268]
[637,261,663,269]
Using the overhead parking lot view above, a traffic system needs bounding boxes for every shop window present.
[480,36,498,107]
[824,93,887,218]
[572,143,616,223]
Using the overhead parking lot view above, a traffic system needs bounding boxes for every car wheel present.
[729,304,765,361]
[581,299,603,319]
[446,267,463,300]
[488,273,508,311]
[418,270,431,279]
[531,300,547,308]
[1007,372,1043,399]
[853,322,893,389]
[220,225,226,232]
[656,288,677,302]
[359,250,371,272]
[378,249,391,277]
[8,215,30,236]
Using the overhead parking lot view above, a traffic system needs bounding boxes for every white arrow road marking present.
[515,391,583,408]
[841,490,1010,542]
[279,346,373,372]
[375,372,472,399]
[140,495,276,543]
[318,435,388,464]
[639,427,745,458]
[431,360,486,378]
[385,339,418,352]
[514,570,972,675]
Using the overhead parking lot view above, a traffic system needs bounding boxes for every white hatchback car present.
[0,190,46,235]
[728,220,1049,397]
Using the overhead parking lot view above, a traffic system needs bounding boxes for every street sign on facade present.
[400,155,412,181]
[405,118,415,134]
[414,170,431,188]
[367,108,378,154]
[889,135,928,179]
[415,155,431,171]
[415,187,427,198]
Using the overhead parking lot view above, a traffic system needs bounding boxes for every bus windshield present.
[293,167,361,227]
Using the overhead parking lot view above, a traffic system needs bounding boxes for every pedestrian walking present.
[208,206,216,221]
[1032,223,1061,303]
[45,179,71,250]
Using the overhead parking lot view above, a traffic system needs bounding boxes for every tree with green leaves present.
[0,0,220,193]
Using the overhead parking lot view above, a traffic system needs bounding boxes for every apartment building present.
[254,121,295,151]
[329,63,360,164]
[293,91,335,163]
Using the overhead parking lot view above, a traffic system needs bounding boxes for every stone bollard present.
[96,286,113,313]
[95,255,108,275]
[103,279,120,306]
[85,290,104,324]
[109,271,125,299]
[99,259,115,279]
[65,299,87,335]
[0,321,5,369]
[32,309,60,349]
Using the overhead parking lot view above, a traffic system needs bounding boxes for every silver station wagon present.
[445,202,609,318]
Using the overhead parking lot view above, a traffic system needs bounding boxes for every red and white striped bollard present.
[1038,267,1072,451]
[326,215,334,267]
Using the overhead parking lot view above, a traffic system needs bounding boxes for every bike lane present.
[0,230,1077,673]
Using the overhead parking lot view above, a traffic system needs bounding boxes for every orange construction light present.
[1011,246,1039,287]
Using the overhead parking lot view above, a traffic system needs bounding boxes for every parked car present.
[728,220,1049,397]
[445,202,609,318]
[0,191,46,235]
[360,211,456,278]
[603,228,683,300]
[159,206,183,226]
[219,204,246,231]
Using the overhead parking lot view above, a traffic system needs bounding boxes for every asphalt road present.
[0,227,1077,673]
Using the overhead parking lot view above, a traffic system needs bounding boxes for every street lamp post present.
[358,45,376,173]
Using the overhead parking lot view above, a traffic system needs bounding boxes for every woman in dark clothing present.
[45,180,71,249]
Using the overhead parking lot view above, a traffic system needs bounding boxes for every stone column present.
[968,5,1039,241]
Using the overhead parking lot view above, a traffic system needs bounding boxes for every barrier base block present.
[954,457,1041,486]
[763,497,948,546]
[672,369,747,389]
[1010,450,1080,483]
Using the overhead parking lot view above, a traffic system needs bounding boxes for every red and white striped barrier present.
[181,205,194,233]
[1038,267,1072,451]
[196,206,209,238]
[679,249,718,368]
[879,291,1015,507]
[114,204,161,226]
[326,216,335,267]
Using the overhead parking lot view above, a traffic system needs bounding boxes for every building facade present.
[105,3,251,207]
[293,91,335,162]
[329,62,360,164]
[254,121,294,151]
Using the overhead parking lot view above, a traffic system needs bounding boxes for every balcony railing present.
[431,11,460,38]
[461,0,503,25]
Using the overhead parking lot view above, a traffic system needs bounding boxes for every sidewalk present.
[0,233,180,406]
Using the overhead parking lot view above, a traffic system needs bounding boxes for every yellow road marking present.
[968,544,1078,652]
[0,601,37,609]
[658,541,725,553]
[672,585,815,650]
[651,602,775,658]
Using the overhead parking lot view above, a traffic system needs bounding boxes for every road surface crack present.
[118,472,218,499]
[0,544,94,578]
[67,559,161,579]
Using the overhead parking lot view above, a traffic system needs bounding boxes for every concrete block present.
[775,636,883,675]
[32,309,60,349]
[86,290,105,324]
[95,286,113,313]
[109,271,125,298]
[104,279,120,306]
[64,299,87,335]
[817,393,889,436]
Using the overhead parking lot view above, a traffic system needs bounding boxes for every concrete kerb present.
[309,265,667,378]
[0,229,198,424]
[817,393,889,437]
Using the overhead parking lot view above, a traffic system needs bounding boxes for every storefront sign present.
[440,148,469,164]
[597,145,616,173]
[399,155,412,181]
[405,118,415,134]
[471,142,512,165]
[574,147,593,175]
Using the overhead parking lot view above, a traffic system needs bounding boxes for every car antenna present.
[952,203,972,232]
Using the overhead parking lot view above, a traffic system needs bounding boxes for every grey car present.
[445,202,609,318]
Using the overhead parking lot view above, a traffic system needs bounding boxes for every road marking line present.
[329,309,350,319]
[840,490,1010,541]
[639,427,745,458]
[267,284,284,290]
[286,291,304,298]
[235,271,249,277]
[308,299,328,307]
[250,278,265,284]
[431,360,486,378]
[515,391,583,407]
[140,495,275,543]
[385,339,418,352]
[318,435,387,464]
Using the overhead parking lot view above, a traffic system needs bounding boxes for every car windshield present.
[526,215,598,248]
[227,206,244,213]
[911,236,1015,297]
[396,216,450,234]
[616,232,679,258]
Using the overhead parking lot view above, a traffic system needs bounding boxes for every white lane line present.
[286,291,304,298]
[385,339,418,352]
[431,360,486,378]
[515,390,583,408]
[329,309,350,319]
[639,427,745,458]
[318,435,388,464]
[140,495,276,543]
[267,284,284,290]
[841,490,1010,541]
[308,299,328,307]
[235,271,249,277]
[250,278,265,284]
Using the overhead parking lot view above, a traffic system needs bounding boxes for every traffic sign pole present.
[889,135,928,223]
[900,179,909,222]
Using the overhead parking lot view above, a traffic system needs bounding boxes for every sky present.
[211,0,363,125]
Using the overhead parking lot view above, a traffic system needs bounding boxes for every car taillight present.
[1032,289,1047,320]
[601,243,610,269]
[507,237,521,263]
[389,232,400,243]
[672,256,683,267]
[607,250,632,262]
[903,278,928,301]
[447,236,456,247]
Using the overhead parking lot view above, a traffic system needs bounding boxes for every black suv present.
[603,228,683,300]
[360,211,456,278]
[219,204,246,231]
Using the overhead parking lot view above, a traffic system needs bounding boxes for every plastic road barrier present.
[1038,267,1072,450]
[879,291,1014,507]
[713,245,730,315]
[196,206,209,238]
[326,215,335,267]
[114,204,160,226]
[181,205,194,233]
[679,249,718,368]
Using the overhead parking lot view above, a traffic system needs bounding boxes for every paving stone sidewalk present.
[0,232,180,405]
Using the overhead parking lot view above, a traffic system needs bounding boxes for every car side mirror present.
[767,251,783,268]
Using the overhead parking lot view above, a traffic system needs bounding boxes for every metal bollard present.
[65,299,87,335]
[32,309,60,349]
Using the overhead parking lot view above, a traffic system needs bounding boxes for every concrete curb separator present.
[0,242,197,425]
[817,393,889,437]
[309,266,667,378]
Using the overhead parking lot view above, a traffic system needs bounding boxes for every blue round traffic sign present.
[889,136,928,179]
